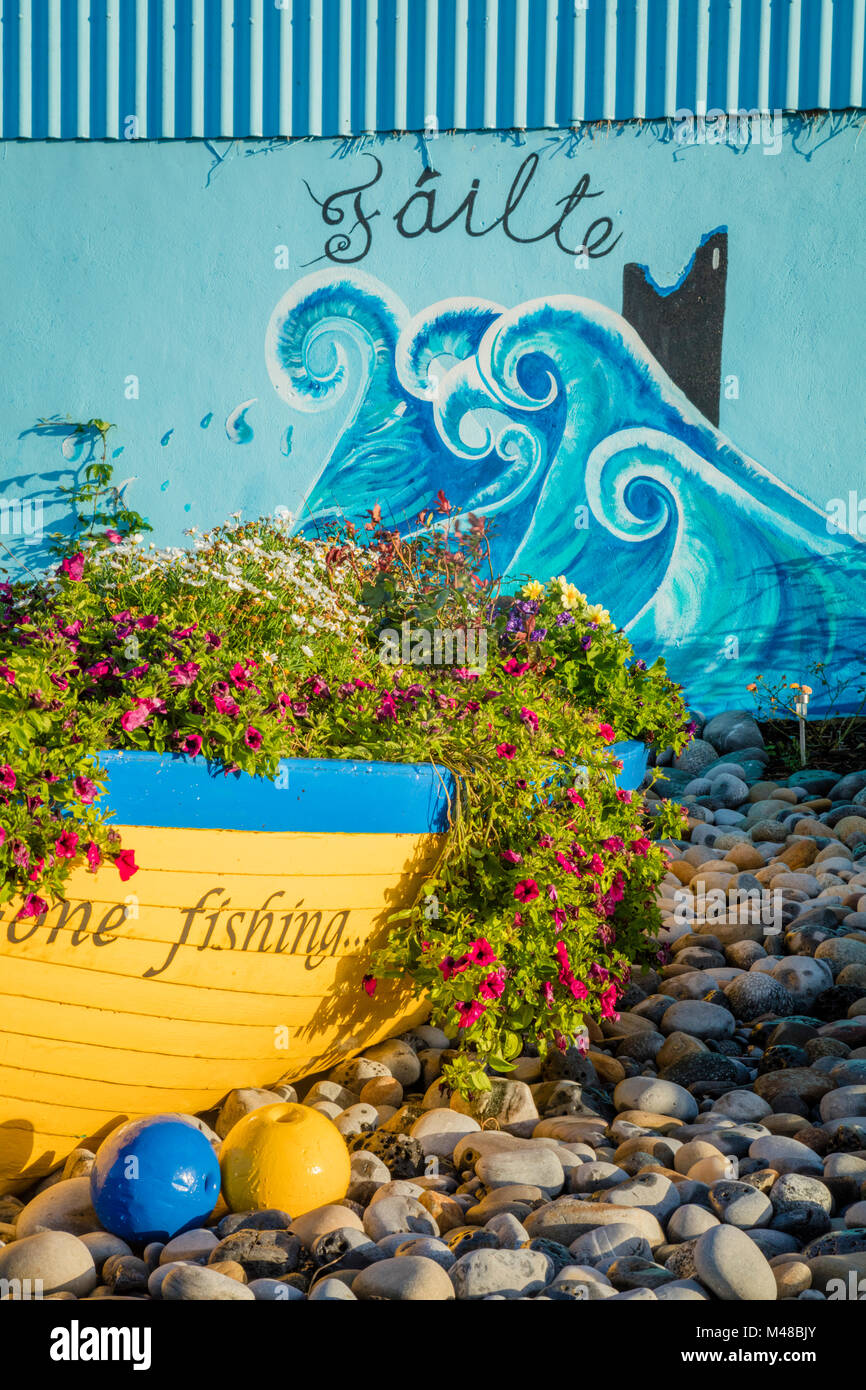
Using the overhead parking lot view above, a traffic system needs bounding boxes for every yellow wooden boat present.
[0,753,454,1194]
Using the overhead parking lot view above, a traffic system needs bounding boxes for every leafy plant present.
[340,492,497,650]
[38,418,153,559]
[748,666,866,768]
[497,576,693,755]
[0,448,686,1094]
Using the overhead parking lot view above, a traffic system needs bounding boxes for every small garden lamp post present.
[790,683,812,766]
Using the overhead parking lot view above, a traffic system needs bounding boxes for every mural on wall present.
[1,127,863,713]
[264,256,865,711]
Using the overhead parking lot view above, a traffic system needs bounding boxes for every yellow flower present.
[522,580,545,600]
[560,583,583,610]
[587,603,612,625]
[746,683,757,692]
[801,685,813,696]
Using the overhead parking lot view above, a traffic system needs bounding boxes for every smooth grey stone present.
[667,1200,722,1245]
[613,1077,698,1121]
[160,1265,255,1300]
[353,1255,454,1300]
[568,1223,652,1271]
[308,1277,358,1301]
[707,1181,773,1229]
[600,1172,680,1223]
[450,1248,553,1300]
[393,1237,456,1270]
[660,1001,736,1040]
[483,1213,530,1249]
[569,1162,629,1194]
[0,1230,97,1299]
[654,1278,711,1300]
[749,1136,824,1176]
[693,1226,777,1301]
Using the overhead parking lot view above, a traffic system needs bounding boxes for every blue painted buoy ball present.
[90,1113,221,1244]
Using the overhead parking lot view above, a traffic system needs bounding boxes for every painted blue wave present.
[265,272,866,712]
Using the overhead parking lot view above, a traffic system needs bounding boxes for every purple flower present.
[580,635,592,651]
[529,627,547,643]
[555,612,575,627]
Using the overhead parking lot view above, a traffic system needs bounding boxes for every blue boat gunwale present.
[96,751,458,835]
[94,741,648,836]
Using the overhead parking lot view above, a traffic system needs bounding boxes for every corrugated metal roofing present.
[1,0,863,140]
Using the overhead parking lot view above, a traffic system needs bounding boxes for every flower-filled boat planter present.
[0,752,455,1194]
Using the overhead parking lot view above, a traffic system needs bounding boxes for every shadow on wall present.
[0,422,98,577]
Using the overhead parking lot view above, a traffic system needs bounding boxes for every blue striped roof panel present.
[0,0,863,140]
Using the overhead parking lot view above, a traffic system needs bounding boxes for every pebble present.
[660,1001,736,1039]
[353,1255,455,1300]
[0,1230,97,1298]
[450,1248,553,1300]
[693,1225,777,1300]
[160,1265,256,1300]
[409,1109,480,1157]
[15,1177,101,1239]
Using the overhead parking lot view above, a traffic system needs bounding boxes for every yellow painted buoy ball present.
[220,1102,350,1217]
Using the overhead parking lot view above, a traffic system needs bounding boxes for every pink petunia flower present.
[181,734,203,756]
[0,765,16,792]
[514,878,539,903]
[214,695,241,718]
[455,999,486,1029]
[61,553,85,582]
[362,974,378,997]
[479,968,507,1001]
[375,694,398,721]
[16,894,48,921]
[244,726,263,751]
[114,849,138,882]
[86,841,102,871]
[55,830,79,859]
[500,849,522,866]
[599,984,619,1020]
[467,938,497,966]
[495,743,517,760]
[170,661,200,687]
[73,775,97,804]
[121,697,165,733]
[598,723,616,743]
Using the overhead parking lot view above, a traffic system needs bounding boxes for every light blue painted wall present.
[0,118,863,710]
